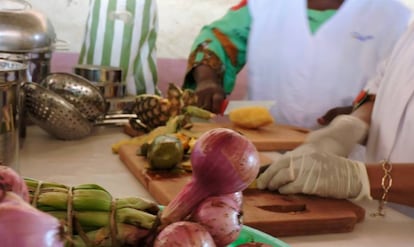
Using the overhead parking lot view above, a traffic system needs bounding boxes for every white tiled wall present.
[21,0,414,58]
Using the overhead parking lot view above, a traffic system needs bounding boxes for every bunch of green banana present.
[24,178,160,247]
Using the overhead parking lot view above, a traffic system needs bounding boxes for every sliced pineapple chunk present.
[229,106,275,129]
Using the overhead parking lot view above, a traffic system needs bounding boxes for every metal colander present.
[23,81,145,140]
[23,82,93,140]
[40,72,107,121]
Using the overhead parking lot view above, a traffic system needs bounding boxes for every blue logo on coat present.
[351,32,374,42]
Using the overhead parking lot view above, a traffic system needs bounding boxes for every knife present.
[256,152,285,177]
[257,163,271,177]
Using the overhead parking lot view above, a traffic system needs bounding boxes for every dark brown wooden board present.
[118,144,365,237]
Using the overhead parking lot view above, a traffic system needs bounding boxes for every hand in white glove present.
[257,152,371,200]
[305,114,369,157]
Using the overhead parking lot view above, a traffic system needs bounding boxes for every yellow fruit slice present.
[229,106,275,129]
[247,179,258,189]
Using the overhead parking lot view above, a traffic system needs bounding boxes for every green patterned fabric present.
[183,5,250,94]
[79,0,159,95]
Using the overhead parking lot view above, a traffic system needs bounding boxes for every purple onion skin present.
[160,128,259,226]
[0,192,64,247]
[191,128,260,194]
[219,191,243,210]
[191,193,243,247]
[0,166,29,202]
[153,221,216,247]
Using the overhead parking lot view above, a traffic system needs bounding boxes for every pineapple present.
[132,83,215,130]
[229,106,275,129]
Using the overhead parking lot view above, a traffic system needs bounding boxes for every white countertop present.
[19,126,414,247]
[19,125,154,201]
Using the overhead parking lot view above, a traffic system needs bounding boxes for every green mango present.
[147,135,184,170]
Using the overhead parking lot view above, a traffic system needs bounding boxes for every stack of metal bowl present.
[74,64,136,114]
[0,59,27,170]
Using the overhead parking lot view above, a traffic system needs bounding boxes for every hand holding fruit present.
[194,79,226,114]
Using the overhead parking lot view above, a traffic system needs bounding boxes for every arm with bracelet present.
[257,99,414,210]
[366,162,414,214]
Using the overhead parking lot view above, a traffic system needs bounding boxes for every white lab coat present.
[247,0,411,130]
[365,23,414,164]
[363,24,414,217]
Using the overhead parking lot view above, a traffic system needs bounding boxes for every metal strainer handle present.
[94,114,139,126]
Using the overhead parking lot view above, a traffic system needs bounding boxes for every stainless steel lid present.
[74,64,123,83]
[0,9,56,52]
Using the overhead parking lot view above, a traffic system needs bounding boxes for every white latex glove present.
[305,114,369,157]
[257,152,371,200]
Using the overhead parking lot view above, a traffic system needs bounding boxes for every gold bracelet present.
[371,160,393,217]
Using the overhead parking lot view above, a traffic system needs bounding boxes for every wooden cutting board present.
[123,121,309,151]
[118,144,365,237]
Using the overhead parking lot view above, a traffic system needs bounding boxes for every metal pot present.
[0,2,60,83]
[73,64,126,98]
[73,64,123,83]
[0,59,27,172]
[0,9,56,52]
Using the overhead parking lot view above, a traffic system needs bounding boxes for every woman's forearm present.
[366,164,414,207]
[192,65,220,84]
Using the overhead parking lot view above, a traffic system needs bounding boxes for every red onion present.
[160,128,259,226]
[153,221,216,247]
[0,165,29,202]
[222,191,243,210]
[191,193,243,247]
[0,191,64,247]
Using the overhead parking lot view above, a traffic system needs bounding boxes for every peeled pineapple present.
[229,106,274,129]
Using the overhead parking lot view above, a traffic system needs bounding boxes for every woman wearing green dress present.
[183,0,411,130]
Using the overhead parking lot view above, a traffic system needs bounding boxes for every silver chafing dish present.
[0,1,61,83]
